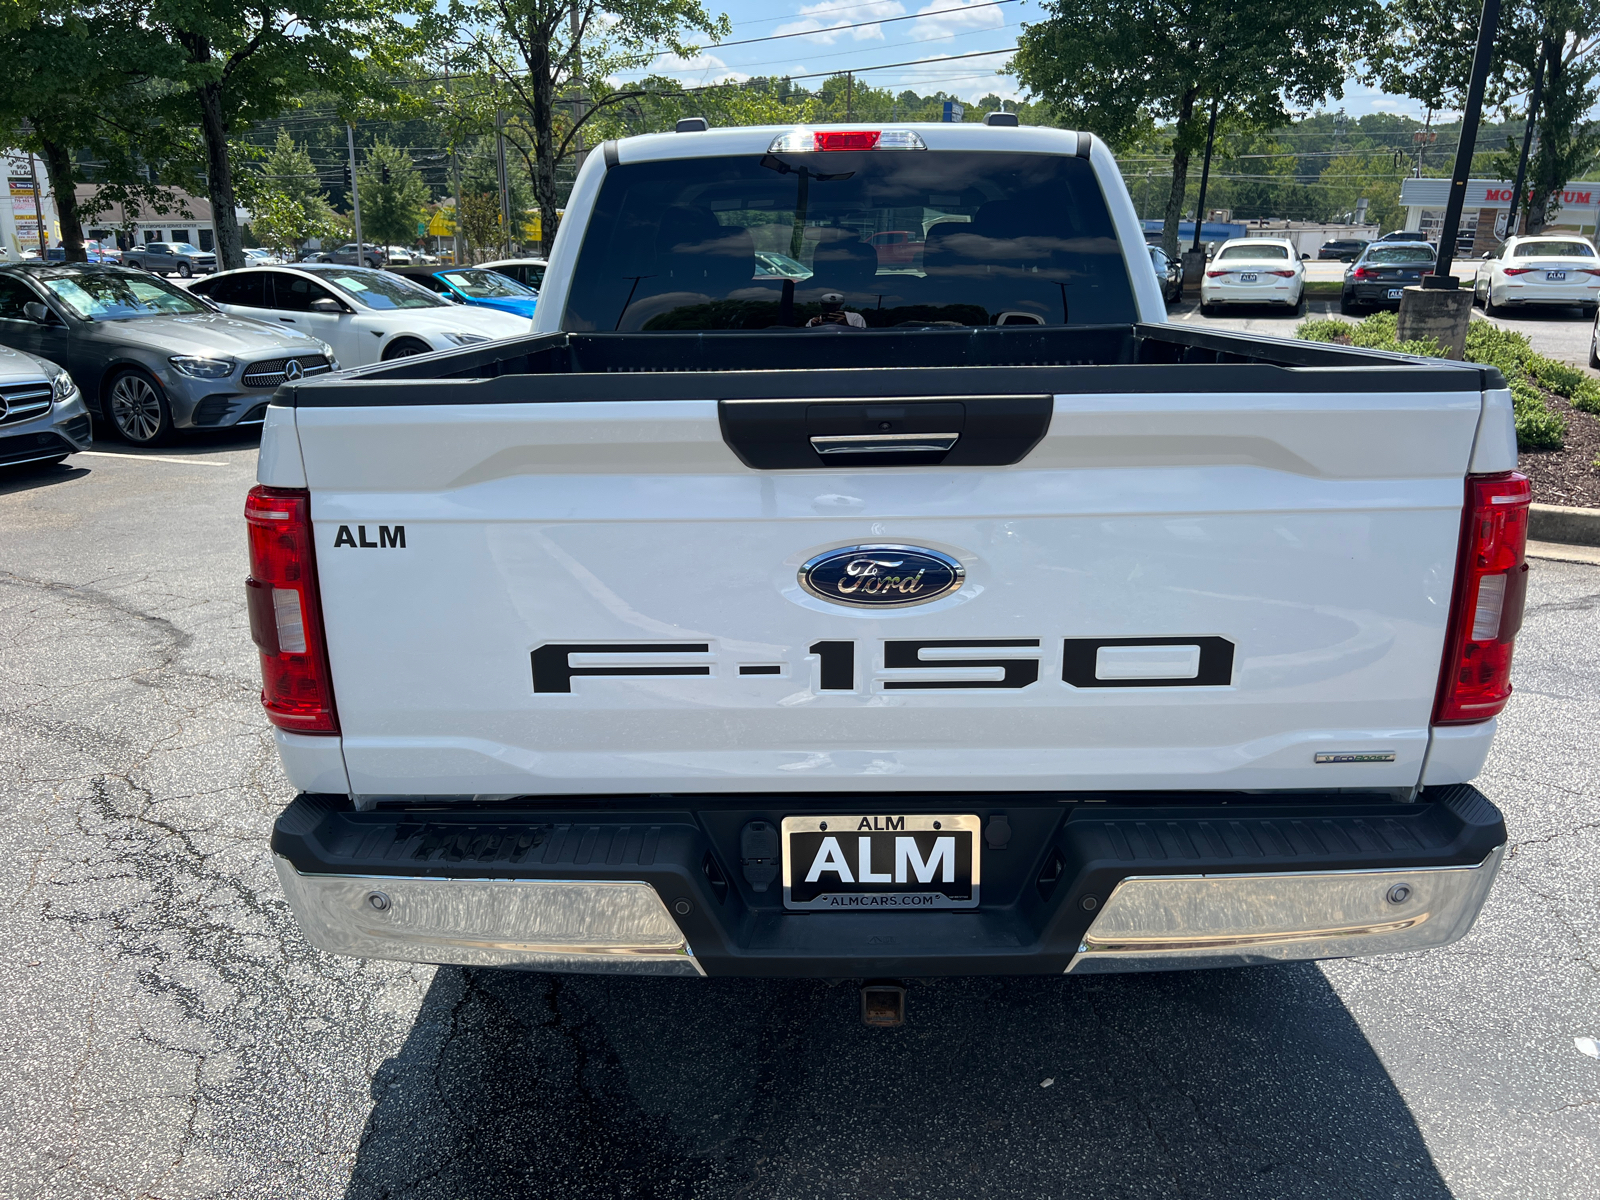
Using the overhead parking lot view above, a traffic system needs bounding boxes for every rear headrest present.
[656,206,729,252]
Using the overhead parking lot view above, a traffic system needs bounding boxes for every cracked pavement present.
[1,437,1596,1199]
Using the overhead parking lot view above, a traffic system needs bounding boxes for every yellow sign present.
[523,213,541,242]
[426,210,454,237]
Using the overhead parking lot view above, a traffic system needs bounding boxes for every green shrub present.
[1510,379,1566,450]
[1526,353,1589,398]
[1572,378,1600,414]
[1463,321,1532,383]
[1295,318,1349,344]
[1348,311,1399,348]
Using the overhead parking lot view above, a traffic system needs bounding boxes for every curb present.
[1530,503,1600,549]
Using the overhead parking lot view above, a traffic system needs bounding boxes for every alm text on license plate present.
[782,815,981,910]
[1387,287,1404,299]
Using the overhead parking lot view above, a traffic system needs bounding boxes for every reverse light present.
[245,485,339,734]
[1434,472,1531,724]
[767,128,926,153]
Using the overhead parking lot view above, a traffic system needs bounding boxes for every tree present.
[0,4,177,260]
[457,190,503,260]
[1369,0,1600,233]
[140,0,427,271]
[356,140,430,247]
[1012,0,1383,256]
[450,0,729,254]
[241,131,344,256]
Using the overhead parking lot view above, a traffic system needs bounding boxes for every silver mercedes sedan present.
[0,263,338,445]
[0,342,92,468]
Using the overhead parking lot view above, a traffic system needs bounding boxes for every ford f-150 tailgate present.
[268,330,1512,802]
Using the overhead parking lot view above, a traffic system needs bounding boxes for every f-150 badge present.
[799,544,963,607]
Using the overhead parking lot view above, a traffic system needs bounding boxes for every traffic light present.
[381,164,391,185]
[343,162,352,187]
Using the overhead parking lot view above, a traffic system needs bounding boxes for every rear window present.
[1366,246,1435,264]
[563,151,1136,331]
[1516,239,1595,258]
[1216,243,1289,260]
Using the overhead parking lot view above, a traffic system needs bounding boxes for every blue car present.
[389,266,537,318]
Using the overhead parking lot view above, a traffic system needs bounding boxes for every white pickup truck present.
[254,120,1522,982]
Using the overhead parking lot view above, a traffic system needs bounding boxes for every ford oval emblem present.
[798,544,965,607]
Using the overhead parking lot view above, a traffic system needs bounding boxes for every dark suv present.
[1317,238,1370,262]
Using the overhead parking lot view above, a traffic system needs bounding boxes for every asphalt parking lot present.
[1,433,1597,1200]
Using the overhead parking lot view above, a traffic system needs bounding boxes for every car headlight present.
[50,370,78,403]
[168,355,235,379]
[443,331,489,346]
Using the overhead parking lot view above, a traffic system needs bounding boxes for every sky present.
[607,0,1438,121]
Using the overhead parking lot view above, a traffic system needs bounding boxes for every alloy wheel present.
[109,374,165,443]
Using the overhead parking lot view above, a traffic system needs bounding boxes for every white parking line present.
[78,451,236,467]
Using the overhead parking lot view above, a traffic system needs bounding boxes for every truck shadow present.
[344,964,1451,1200]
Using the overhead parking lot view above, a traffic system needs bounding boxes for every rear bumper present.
[270,785,1506,978]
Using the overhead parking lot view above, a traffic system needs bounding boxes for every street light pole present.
[1507,36,1549,242]
[1191,96,1220,255]
[1427,0,1501,287]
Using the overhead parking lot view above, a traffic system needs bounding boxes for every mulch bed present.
[1520,394,1600,509]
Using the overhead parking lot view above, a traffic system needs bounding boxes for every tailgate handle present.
[810,432,960,456]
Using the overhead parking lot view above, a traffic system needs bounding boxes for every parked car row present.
[0,260,535,449]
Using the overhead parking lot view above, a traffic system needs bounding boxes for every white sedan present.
[1199,238,1307,315]
[1474,235,1600,317]
[188,264,531,366]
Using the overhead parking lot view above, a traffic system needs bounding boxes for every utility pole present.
[1507,36,1550,241]
[346,123,363,257]
[495,108,512,258]
[846,72,853,121]
[446,69,464,265]
[570,3,588,176]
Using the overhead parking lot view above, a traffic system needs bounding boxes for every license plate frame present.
[1239,272,1258,283]
[1547,270,1567,281]
[1387,287,1404,299]
[781,814,982,910]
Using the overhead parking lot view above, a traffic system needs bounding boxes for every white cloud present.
[908,0,1006,40]
[775,0,904,45]
[645,52,750,86]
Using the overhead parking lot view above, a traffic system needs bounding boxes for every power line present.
[703,0,1018,52]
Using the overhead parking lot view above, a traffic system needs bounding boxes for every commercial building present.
[1399,177,1600,256]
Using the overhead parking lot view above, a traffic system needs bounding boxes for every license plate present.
[1239,272,1257,283]
[782,815,981,910]
[1387,288,1404,299]
[1547,270,1567,281]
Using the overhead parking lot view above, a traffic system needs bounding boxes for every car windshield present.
[1516,239,1595,258]
[563,150,1137,331]
[41,271,212,319]
[172,243,200,254]
[1216,243,1289,260]
[308,267,447,309]
[440,269,535,299]
[1365,246,1435,264]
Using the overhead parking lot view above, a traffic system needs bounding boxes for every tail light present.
[767,129,926,153]
[1205,269,1229,277]
[1434,472,1531,724]
[245,485,339,733]
[1267,269,1296,277]
[1502,266,1534,276]
[1581,268,1600,277]
[1352,266,1375,279]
